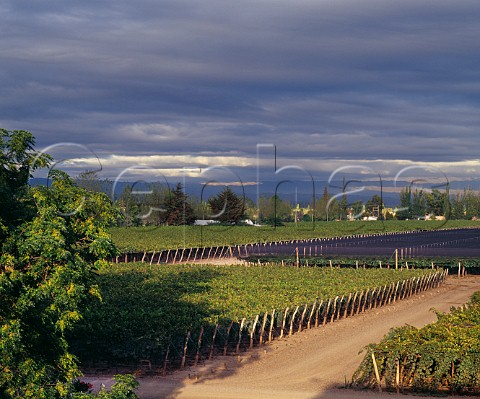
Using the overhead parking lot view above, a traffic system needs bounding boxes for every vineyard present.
[70,263,444,373]
[244,255,479,273]
[109,220,480,252]
[352,291,480,395]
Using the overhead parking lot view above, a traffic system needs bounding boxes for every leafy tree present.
[426,189,449,217]
[463,188,479,219]
[0,129,51,239]
[139,182,169,226]
[75,170,113,195]
[317,186,339,221]
[412,189,427,218]
[72,375,138,399]
[208,187,245,223]
[397,187,412,220]
[339,193,348,221]
[117,185,141,227]
[450,191,465,220]
[258,195,292,224]
[0,130,118,399]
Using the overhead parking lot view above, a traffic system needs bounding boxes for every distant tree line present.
[76,172,479,226]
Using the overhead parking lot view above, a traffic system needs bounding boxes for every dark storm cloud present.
[1,0,480,181]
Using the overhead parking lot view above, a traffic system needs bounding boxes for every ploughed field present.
[247,227,480,258]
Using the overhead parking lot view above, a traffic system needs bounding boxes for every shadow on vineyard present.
[68,266,224,369]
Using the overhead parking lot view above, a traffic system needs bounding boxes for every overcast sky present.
[2,0,480,195]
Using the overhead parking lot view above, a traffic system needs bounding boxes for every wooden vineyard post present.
[268,309,275,342]
[181,331,190,369]
[343,293,352,318]
[236,318,246,354]
[330,296,339,323]
[362,290,369,313]
[386,283,393,305]
[368,290,375,310]
[259,312,268,345]
[192,248,198,262]
[307,301,317,329]
[156,251,163,265]
[378,286,385,307]
[356,291,364,315]
[323,299,331,326]
[179,248,185,263]
[149,251,155,265]
[174,249,180,264]
[349,292,358,317]
[458,262,461,278]
[250,315,259,349]
[194,326,204,366]
[371,352,382,392]
[395,248,398,270]
[224,321,234,356]
[296,247,299,268]
[396,359,400,394]
[298,304,308,332]
[289,306,300,336]
[393,282,399,303]
[335,295,344,320]
[209,323,219,360]
[315,300,323,327]
[280,308,289,339]
[162,345,170,376]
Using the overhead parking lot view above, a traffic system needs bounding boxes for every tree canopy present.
[0,130,121,398]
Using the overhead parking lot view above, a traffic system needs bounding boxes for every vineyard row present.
[111,228,480,264]
[99,270,447,374]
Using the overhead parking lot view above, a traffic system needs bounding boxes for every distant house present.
[194,219,220,226]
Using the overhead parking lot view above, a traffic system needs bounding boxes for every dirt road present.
[87,276,480,399]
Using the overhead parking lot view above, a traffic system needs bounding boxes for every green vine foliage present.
[71,375,139,399]
[0,130,118,399]
[352,292,480,394]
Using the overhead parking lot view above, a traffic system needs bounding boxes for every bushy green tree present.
[259,195,292,224]
[72,375,138,399]
[0,130,119,399]
[397,187,412,220]
[208,187,245,223]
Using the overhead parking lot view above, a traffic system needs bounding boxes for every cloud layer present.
[2,0,480,186]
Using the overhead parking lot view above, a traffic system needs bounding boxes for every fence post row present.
[154,270,450,374]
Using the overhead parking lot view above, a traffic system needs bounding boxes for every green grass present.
[110,220,480,251]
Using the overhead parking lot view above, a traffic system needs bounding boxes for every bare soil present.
[86,275,480,399]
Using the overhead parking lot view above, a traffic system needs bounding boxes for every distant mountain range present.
[29,177,400,207]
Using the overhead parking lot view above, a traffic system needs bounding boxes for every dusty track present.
[87,276,480,399]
